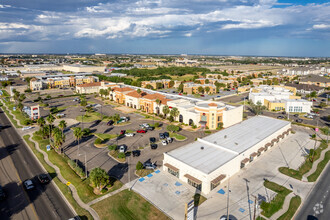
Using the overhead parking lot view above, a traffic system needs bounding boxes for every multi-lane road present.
[0,108,75,220]
[295,163,330,220]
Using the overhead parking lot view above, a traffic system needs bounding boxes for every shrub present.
[94,138,103,145]
[23,119,33,125]
[101,188,107,194]
[167,124,180,133]
[136,161,143,170]
[108,144,117,151]
[118,152,126,159]
[168,115,174,122]
[154,122,160,128]
[158,114,164,118]
[82,128,91,136]
[24,88,32,93]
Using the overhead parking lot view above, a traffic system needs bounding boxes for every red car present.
[120,130,126,135]
[136,129,146,133]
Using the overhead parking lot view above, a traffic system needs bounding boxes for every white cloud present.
[313,24,330,29]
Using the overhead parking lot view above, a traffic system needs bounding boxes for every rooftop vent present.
[224,135,227,138]
[201,146,204,150]
[235,142,238,145]
[213,141,217,144]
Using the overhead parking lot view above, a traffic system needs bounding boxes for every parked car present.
[120,117,129,122]
[296,119,303,123]
[132,150,140,157]
[22,126,33,131]
[294,114,299,117]
[146,126,154,131]
[137,129,146,133]
[38,174,50,184]
[161,140,168,146]
[94,104,101,108]
[277,116,284,119]
[149,137,156,143]
[120,130,126,135]
[119,145,126,153]
[80,109,85,112]
[159,133,165,139]
[163,132,169,138]
[125,133,134,137]
[179,93,182,95]
[0,185,5,201]
[321,99,326,102]
[23,179,35,190]
[312,99,317,102]
[144,162,157,170]
[150,144,158,149]
[107,120,114,126]
[201,95,205,97]
[56,113,65,118]
[167,137,173,143]
[141,123,150,128]
[306,115,313,119]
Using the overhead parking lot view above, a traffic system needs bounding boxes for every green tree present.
[169,80,174,88]
[205,87,210,94]
[73,127,83,165]
[162,105,170,118]
[156,82,163,89]
[46,95,51,100]
[17,102,23,112]
[251,101,266,115]
[89,167,109,190]
[137,88,141,95]
[136,161,143,170]
[205,79,210,84]
[80,98,87,108]
[112,113,121,123]
[46,114,55,125]
[58,120,67,138]
[18,94,26,102]
[155,98,161,114]
[146,84,154,90]
[198,86,204,94]
[310,91,317,98]
[177,83,184,92]
[37,117,46,127]
[319,102,327,108]
[167,125,180,133]
[170,107,179,121]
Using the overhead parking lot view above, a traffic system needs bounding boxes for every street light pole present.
[85,152,87,178]
[226,176,230,220]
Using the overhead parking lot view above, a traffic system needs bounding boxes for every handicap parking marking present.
[175,181,182,186]
[175,191,181,195]
[239,208,245,213]
[147,173,153,178]
[217,189,226,194]
[139,177,145,182]
[154,170,160,174]
[248,199,253,204]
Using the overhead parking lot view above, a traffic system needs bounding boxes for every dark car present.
[137,129,146,133]
[159,133,165,139]
[146,126,154,131]
[107,120,114,126]
[38,174,50,184]
[296,119,303,123]
[149,137,156,143]
[143,162,157,170]
[294,114,299,117]
[151,144,158,149]
[0,185,5,201]
[163,132,169,138]
[132,150,140,157]
[201,95,205,97]
[120,130,126,135]
[277,116,284,119]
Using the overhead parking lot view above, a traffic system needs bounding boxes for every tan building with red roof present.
[110,87,135,104]
[76,81,118,94]
[140,93,171,114]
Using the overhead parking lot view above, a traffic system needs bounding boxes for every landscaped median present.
[307,150,330,182]
[169,132,187,141]
[279,140,328,181]
[31,132,123,204]
[75,111,110,123]
[0,101,22,128]
[93,133,119,148]
[277,195,301,220]
[260,180,292,218]
[91,189,169,220]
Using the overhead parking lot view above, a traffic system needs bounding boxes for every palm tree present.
[37,117,46,127]
[73,127,83,166]
[46,114,55,125]
[58,120,67,138]
[155,99,161,115]
[170,107,180,121]
[205,87,210,94]
[162,106,170,118]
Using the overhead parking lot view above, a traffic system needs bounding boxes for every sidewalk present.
[302,145,329,181]
[270,193,295,220]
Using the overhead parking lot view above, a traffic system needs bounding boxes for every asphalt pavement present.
[295,163,330,220]
[0,108,75,220]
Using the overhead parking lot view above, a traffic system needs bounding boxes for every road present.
[295,163,330,220]
[0,108,75,220]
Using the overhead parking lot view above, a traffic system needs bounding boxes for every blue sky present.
[0,0,329,56]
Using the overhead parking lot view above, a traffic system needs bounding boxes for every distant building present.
[183,83,217,95]
[109,73,127,77]
[63,64,105,73]
[299,75,330,88]
[75,81,118,94]
[285,83,324,95]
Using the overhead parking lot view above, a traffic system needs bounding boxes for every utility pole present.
[252,195,257,220]
[85,152,87,178]
[226,176,230,220]
[128,155,130,191]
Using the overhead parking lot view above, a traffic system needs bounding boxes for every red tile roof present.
[77,82,101,87]
[113,87,134,92]
[125,91,147,98]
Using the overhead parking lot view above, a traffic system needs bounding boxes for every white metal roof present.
[166,116,290,174]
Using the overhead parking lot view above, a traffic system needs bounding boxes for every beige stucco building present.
[63,64,105,73]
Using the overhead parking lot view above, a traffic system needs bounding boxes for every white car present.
[23,179,35,190]
[119,145,126,153]
[125,133,135,137]
[22,126,33,131]
[94,104,101,108]
[167,137,173,143]
[306,115,313,119]
[142,123,150,128]
[161,140,168,146]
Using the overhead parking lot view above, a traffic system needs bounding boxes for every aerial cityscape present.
[0,1,329,220]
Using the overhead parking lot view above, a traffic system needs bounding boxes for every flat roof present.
[166,116,290,174]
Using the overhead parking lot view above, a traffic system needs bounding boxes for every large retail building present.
[163,116,291,194]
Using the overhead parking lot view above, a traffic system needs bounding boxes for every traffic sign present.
[66,182,71,186]
[46,145,51,151]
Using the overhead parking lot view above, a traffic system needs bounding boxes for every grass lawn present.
[277,196,301,220]
[75,112,103,122]
[58,105,77,111]
[91,189,169,220]
[171,74,195,81]
[0,104,22,128]
[94,133,118,141]
[32,132,123,203]
[260,180,292,218]
[256,217,266,220]
[169,132,187,141]
[136,169,154,177]
[307,150,330,182]
[279,141,328,180]
[193,193,207,206]
[108,150,126,163]
[1,89,10,96]
[23,135,93,220]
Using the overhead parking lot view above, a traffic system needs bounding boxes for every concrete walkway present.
[87,184,128,206]
[270,192,295,220]
[28,135,100,220]
[0,99,23,127]
[302,145,329,182]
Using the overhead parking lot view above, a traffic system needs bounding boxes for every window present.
[188,179,202,190]
[218,116,222,121]
[168,168,179,178]
[212,113,214,116]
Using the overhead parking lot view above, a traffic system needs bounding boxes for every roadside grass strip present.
[279,141,328,180]
[260,180,292,218]
[277,195,301,220]
[307,150,330,182]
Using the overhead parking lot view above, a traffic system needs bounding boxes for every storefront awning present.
[211,174,226,185]
[241,158,249,164]
[271,138,277,143]
[250,152,258,157]
[164,163,179,172]
[265,143,271,148]
[258,147,265,152]
[184,174,202,184]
